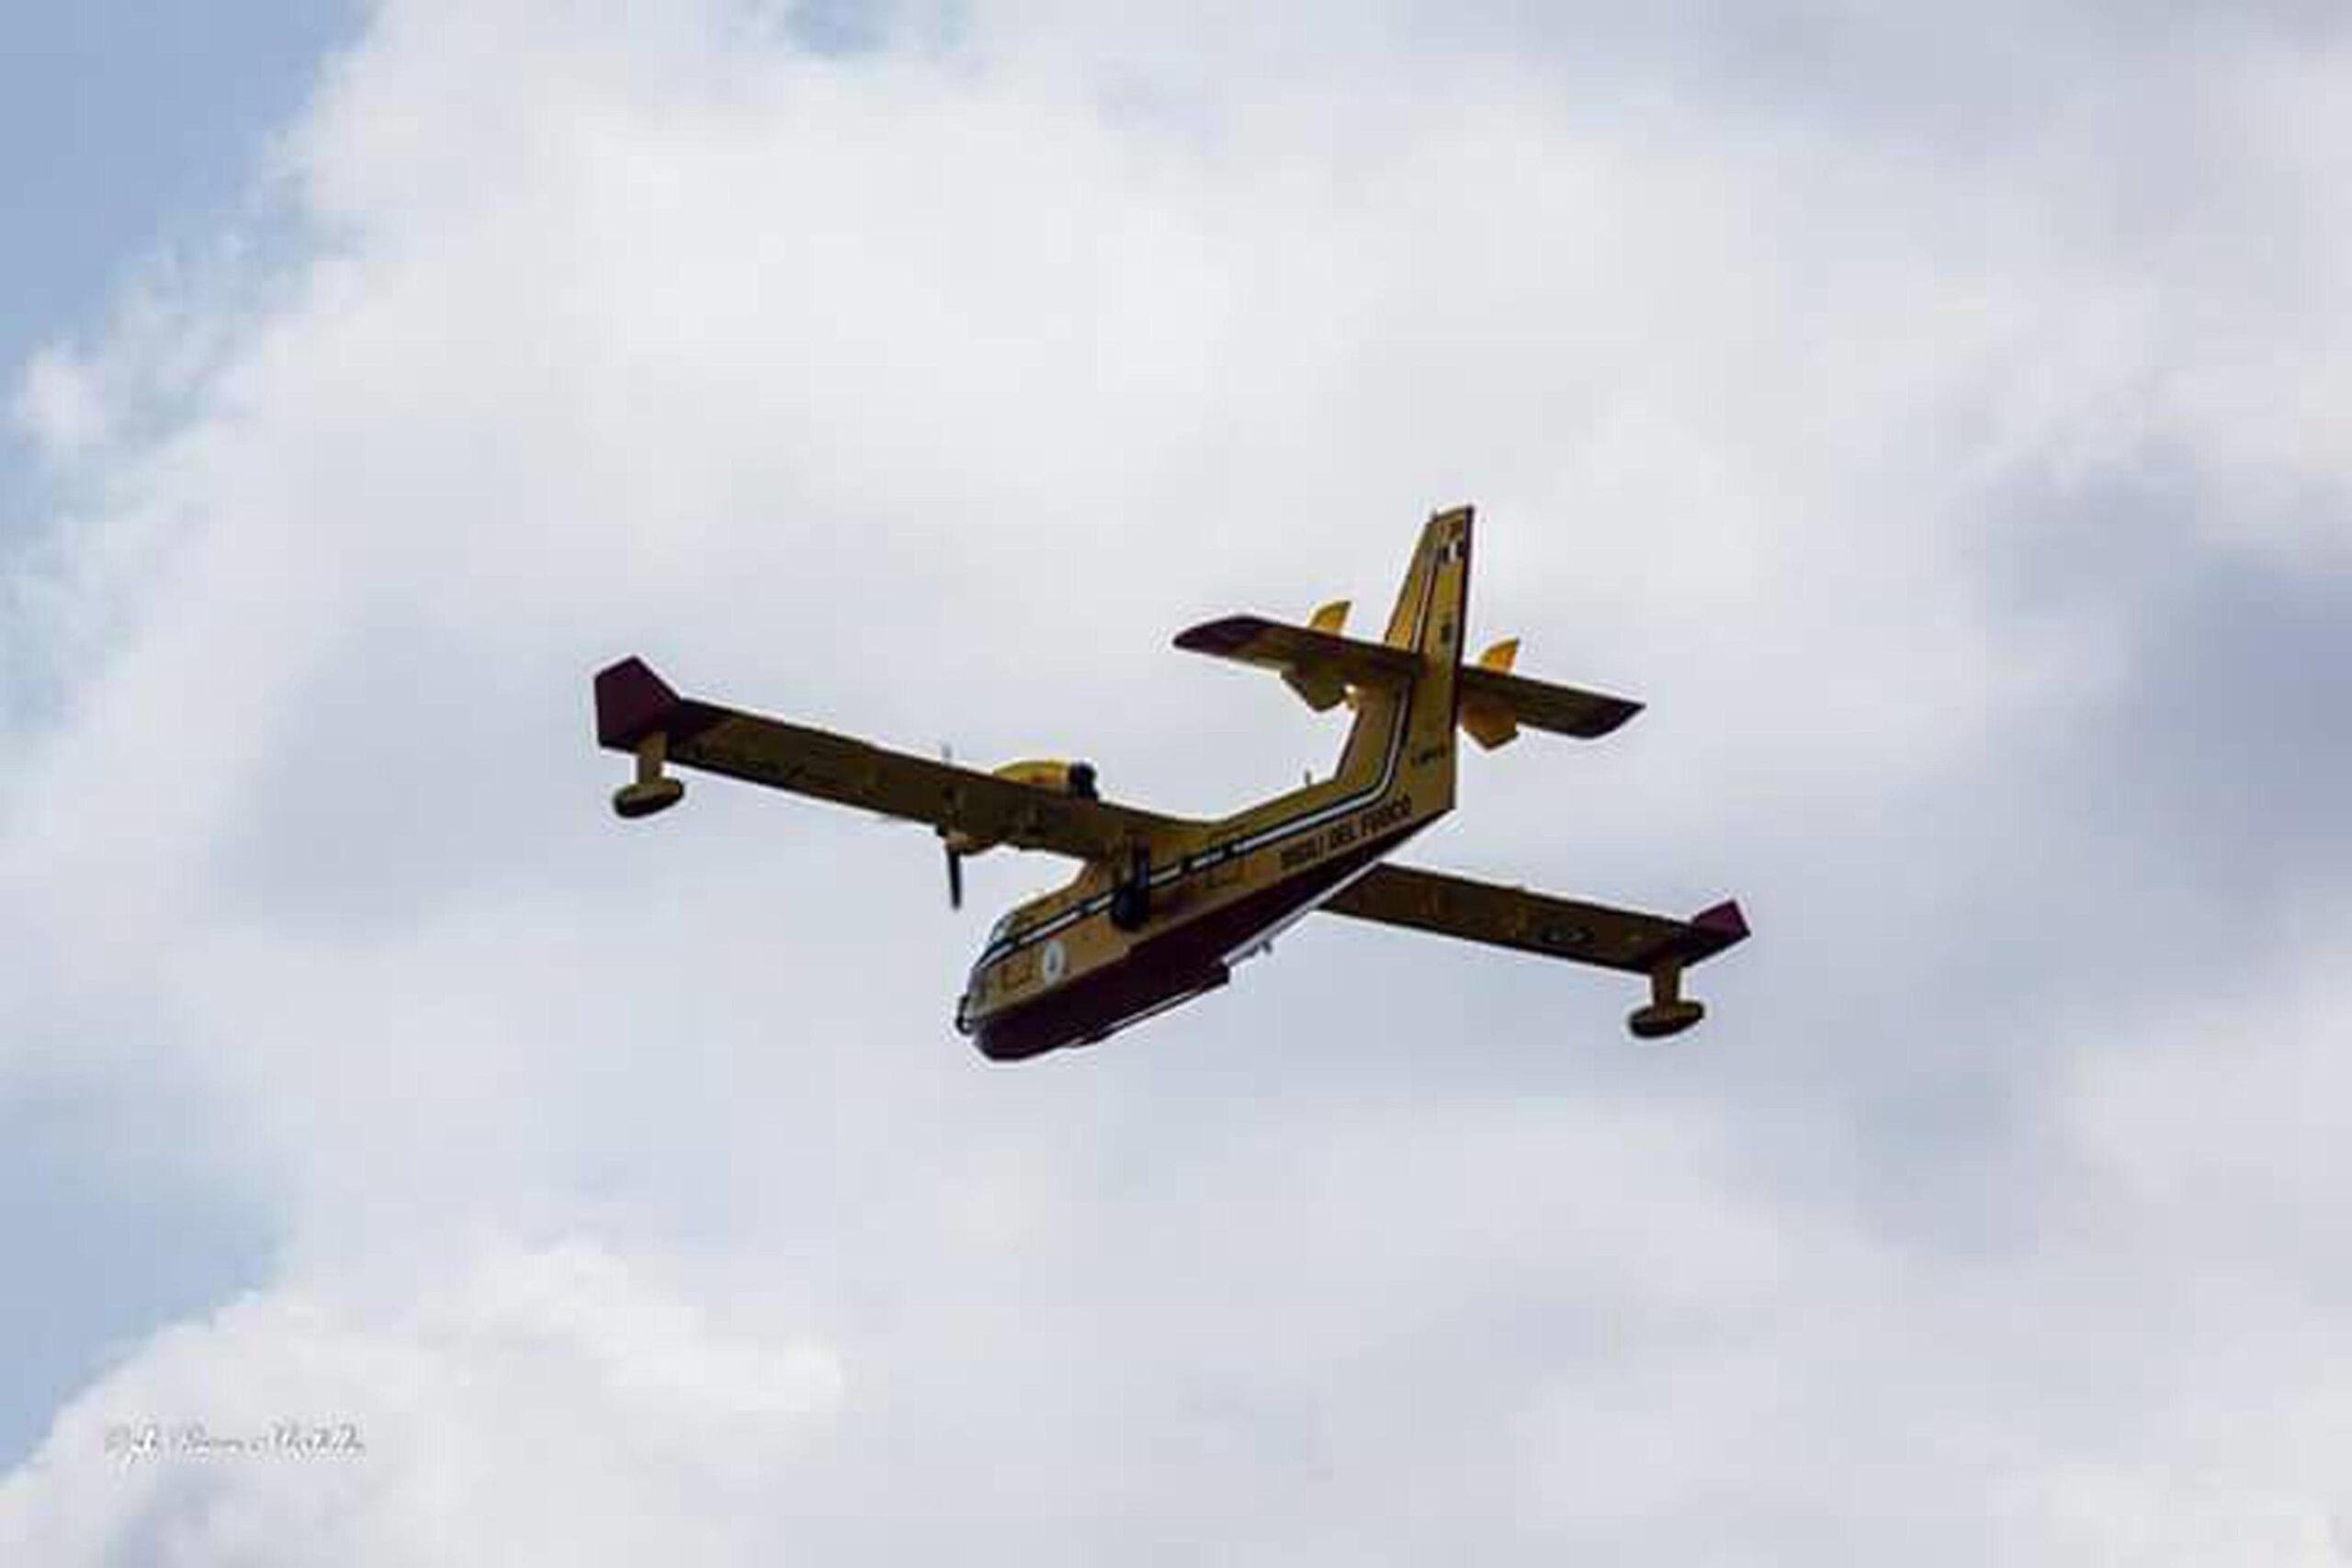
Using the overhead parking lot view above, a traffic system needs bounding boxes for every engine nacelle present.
[989,758,1099,799]
[942,759,1100,857]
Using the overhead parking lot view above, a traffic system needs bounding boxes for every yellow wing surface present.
[1321,863,1747,975]
[594,657,1187,860]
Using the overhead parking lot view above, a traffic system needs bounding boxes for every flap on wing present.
[594,657,1188,861]
[1174,615,1420,696]
[1455,663,1642,741]
[1320,863,1747,975]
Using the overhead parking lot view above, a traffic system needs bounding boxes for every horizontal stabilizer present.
[1174,615,1420,712]
[1455,662,1642,745]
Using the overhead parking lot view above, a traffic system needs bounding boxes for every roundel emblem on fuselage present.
[1041,938,1069,986]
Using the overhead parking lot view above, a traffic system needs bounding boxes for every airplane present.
[593,506,1748,1061]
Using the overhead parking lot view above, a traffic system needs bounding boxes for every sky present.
[0,0,358,1469]
[3,1,2349,1562]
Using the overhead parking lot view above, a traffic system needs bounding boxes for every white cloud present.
[0,1239,841,1566]
[15,347,107,458]
[6,0,2352,1560]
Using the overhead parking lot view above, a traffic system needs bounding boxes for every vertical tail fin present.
[1332,507,1473,814]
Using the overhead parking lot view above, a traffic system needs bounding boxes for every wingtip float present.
[594,505,1748,1060]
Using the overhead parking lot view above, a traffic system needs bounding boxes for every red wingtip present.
[1690,899,1749,943]
[1589,697,1645,737]
[594,657,681,750]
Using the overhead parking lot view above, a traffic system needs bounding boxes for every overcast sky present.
[4,1,2349,1562]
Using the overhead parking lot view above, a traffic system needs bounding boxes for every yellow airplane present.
[594,507,1747,1061]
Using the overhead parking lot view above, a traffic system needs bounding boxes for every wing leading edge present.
[594,657,1189,861]
[1320,862,1747,1037]
[1323,863,1746,972]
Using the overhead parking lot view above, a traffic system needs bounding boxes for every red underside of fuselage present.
[967,829,1418,1062]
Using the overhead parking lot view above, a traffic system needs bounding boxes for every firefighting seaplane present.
[594,507,1747,1060]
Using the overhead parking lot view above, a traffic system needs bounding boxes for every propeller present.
[939,740,963,909]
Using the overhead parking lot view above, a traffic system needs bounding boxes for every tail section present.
[1332,506,1472,818]
[1173,505,1639,756]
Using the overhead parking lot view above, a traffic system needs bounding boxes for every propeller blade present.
[945,844,964,909]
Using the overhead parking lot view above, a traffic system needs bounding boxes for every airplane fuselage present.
[954,794,1442,1060]
[956,513,1470,1059]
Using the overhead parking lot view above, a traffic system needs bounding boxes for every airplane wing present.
[1455,664,1642,743]
[594,657,1187,859]
[1172,615,1420,710]
[1321,863,1747,975]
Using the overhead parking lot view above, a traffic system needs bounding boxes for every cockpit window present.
[969,914,1020,987]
